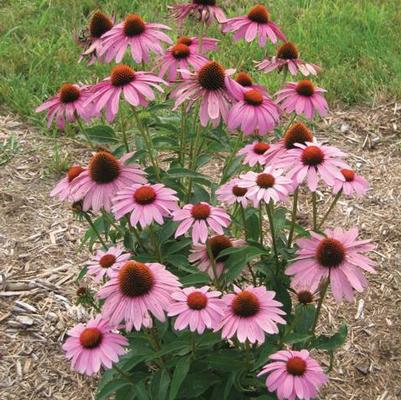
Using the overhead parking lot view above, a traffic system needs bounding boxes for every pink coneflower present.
[36,84,94,130]
[156,42,208,81]
[223,4,286,47]
[50,165,86,202]
[98,261,181,330]
[62,316,128,376]
[173,202,231,244]
[234,71,268,94]
[290,285,319,306]
[263,122,315,165]
[76,11,114,65]
[257,349,328,400]
[86,65,167,123]
[171,60,236,127]
[256,42,320,76]
[170,0,227,25]
[216,178,249,208]
[98,14,172,64]
[333,168,369,197]
[275,142,347,192]
[238,166,293,207]
[86,245,131,282]
[70,151,147,212]
[237,141,270,167]
[167,286,224,333]
[217,285,286,344]
[286,227,376,302]
[112,183,179,228]
[176,36,219,53]
[189,235,245,278]
[228,87,281,136]
[275,80,328,120]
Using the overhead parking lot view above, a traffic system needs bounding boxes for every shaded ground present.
[0,103,400,399]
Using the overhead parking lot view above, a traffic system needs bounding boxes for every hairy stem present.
[287,187,299,247]
[318,190,342,229]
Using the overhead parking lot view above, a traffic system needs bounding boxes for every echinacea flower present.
[173,202,231,244]
[217,285,286,344]
[333,168,369,197]
[86,65,167,122]
[50,165,86,202]
[98,14,172,64]
[223,4,286,47]
[62,316,127,376]
[257,349,328,400]
[176,35,219,53]
[274,142,347,192]
[86,245,131,282]
[290,285,319,306]
[275,80,328,120]
[36,83,94,130]
[171,60,236,127]
[167,286,224,333]
[98,261,181,330]
[234,71,268,94]
[189,235,245,278]
[112,183,179,228]
[156,42,208,81]
[237,141,270,167]
[286,227,376,302]
[76,11,114,65]
[70,151,147,212]
[170,0,227,25]
[228,87,281,135]
[256,42,320,76]
[238,166,293,207]
[216,178,249,208]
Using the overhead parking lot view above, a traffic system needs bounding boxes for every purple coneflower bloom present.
[98,261,181,330]
[170,0,227,25]
[62,316,128,376]
[173,202,231,244]
[216,177,249,208]
[176,35,219,53]
[223,4,286,47]
[333,168,369,197]
[216,285,286,344]
[70,151,147,212]
[112,183,179,228]
[257,42,320,76]
[234,71,268,94]
[98,13,172,64]
[286,227,376,303]
[258,349,328,400]
[237,141,271,167]
[36,84,94,130]
[167,286,225,334]
[50,165,86,202]
[275,80,328,120]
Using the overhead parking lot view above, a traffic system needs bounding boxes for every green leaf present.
[96,379,132,400]
[167,167,207,179]
[85,125,117,144]
[293,304,316,334]
[313,324,348,351]
[135,382,150,400]
[158,220,178,243]
[169,356,191,400]
[151,369,170,400]
[206,350,244,371]
[178,372,220,398]
[283,332,313,344]
[224,246,266,281]
[164,238,192,255]
[181,272,210,286]
[76,266,88,281]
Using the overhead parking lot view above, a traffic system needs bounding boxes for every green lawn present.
[1,0,400,126]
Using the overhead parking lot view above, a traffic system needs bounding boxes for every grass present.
[0,0,400,127]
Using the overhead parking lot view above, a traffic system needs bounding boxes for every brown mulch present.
[0,103,400,400]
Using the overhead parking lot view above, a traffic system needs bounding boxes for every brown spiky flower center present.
[248,4,269,24]
[341,169,355,182]
[191,203,211,220]
[124,14,146,37]
[118,261,154,297]
[171,44,190,59]
[89,11,113,38]
[297,290,314,305]
[232,291,260,317]
[277,42,299,60]
[177,36,192,46]
[286,357,306,376]
[208,235,233,262]
[284,123,314,149]
[256,173,275,188]
[244,89,264,106]
[99,254,116,269]
[187,291,208,310]
[232,185,247,197]
[235,72,253,87]
[111,65,136,87]
[59,84,80,104]
[316,238,346,268]
[198,61,226,91]
[301,146,324,166]
[79,327,103,349]
[254,142,270,155]
[296,80,315,97]
[67,166,85,182]
[89,151,121,184]
[193,0,216,5]
[134,186,157,205]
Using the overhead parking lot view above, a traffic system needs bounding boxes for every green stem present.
[82,211,107,249]
[129,222,147,252]
[311,278,329,334]
[149,225,162,262]
[76,118,95,148]
[185,119,202,202]
[113,364,132,381]
[206,241,221,290]
[283,114,296,136]
[312,191,318,231]
[318,190,342,229]
[287,187,299,247]
[266,201,279,272]
[220,131,243,184]
[281,68,288,85]
[179,105,187,166]
[121,116,130,152]
[259,206,264,245]
[239,203,248,241]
